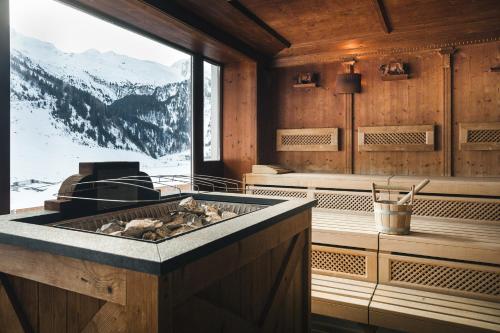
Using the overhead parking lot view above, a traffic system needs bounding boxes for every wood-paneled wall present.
[260,41,500,177]
[454,43,500,177]
[223,61,258,180]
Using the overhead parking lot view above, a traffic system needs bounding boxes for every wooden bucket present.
[372,184,415,235]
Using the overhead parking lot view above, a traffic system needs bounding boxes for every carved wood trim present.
[273,36,500,67]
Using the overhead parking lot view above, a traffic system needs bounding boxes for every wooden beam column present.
[340,60,356,174]
[439,47,456,176]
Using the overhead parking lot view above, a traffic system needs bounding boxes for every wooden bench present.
[312,274,376,324]
[370,284,500,333]
[245,172,500,332]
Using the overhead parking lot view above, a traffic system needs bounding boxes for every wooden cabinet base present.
[0,211,312,333]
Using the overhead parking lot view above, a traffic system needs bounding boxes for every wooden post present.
[341,60,356,174]
[345,94,354,174]
[439,47,456,177]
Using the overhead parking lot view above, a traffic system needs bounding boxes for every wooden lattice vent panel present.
[312,247,366,278]
[459,122,500,150]
[389,258,500,300]
[277,128,339,152]
[314,191,373,212]
[358,125,434,151]
[247,186,308,199]
[412,197,500,222]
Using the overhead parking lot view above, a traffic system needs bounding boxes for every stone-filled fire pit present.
[50,196,265,242]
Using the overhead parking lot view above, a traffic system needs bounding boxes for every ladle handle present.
[397,179,429,205]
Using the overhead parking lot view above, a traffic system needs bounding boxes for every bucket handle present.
[372,183,415,204]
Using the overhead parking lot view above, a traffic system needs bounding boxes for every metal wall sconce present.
[336,60,361,94]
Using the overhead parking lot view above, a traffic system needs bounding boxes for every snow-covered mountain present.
[10,31,192,159]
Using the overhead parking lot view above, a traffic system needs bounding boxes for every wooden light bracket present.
[341,59,356,73]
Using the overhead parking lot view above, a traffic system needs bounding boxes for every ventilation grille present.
[249,187,308,199]
[277,128,338,151]
[364,132,426,145]
[312,248,366,277]
[413,198,500,221]
[390,259,500,298]
[459,122,500,150]
[358,125,434,151]
[314,192,373,211]
[282,134,332,146]
[468,129,500,143]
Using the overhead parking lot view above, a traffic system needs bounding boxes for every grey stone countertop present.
[0,192,316,275]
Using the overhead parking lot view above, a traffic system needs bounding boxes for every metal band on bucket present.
[376,225,410,234]
[374,209,412,216]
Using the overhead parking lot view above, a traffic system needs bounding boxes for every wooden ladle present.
[397,179,430,205]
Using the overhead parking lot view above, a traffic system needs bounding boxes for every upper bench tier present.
[244,173,500,197]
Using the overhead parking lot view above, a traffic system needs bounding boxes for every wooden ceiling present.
[175,0,500,66]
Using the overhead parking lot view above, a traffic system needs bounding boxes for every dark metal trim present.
[227,0,291,48]
[0,0,9,215]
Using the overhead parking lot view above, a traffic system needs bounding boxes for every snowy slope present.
[11,31,190,103]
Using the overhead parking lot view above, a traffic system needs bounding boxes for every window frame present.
[202,59,223,162]
[3,0,224,213]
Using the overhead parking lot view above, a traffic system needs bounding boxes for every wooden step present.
[370,284,500,333]
[312,210,378,250]
[311,274,376,324]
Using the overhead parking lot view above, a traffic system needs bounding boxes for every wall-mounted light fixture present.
[335,60,361,94]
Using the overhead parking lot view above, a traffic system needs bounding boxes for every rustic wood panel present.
[269,63,347,172]
[0,244,126,305]
[454,42,500,176]
[173,226,310,333]
[354,53,443,175]
[223,61,258,180]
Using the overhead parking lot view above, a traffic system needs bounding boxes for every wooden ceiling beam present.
[227,0,291,48]
[142,0,270,63]
[370,0,392,34]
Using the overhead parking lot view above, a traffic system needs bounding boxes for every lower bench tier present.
[312,275,500,333]
[370,284,500,333]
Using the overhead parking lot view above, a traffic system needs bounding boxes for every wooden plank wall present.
[261,41,500,177]
[354,53,443,176]
[267,63,347,173]
[223,61,258,180]
[454,42,500,177]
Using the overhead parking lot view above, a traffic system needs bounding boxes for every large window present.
[203,61,221,161]
[10,0,192,210]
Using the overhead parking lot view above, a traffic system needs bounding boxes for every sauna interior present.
[0,0,499,332]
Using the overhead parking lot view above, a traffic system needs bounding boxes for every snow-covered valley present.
[10,31,194,210]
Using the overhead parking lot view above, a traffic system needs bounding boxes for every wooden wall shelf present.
[277,128,339,152]
[293,83,318,88]
[358,125,434,152]
[381,74,409,81]
[459,122,500,151]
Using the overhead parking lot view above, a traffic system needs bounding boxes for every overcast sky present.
[10,0,189,67]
